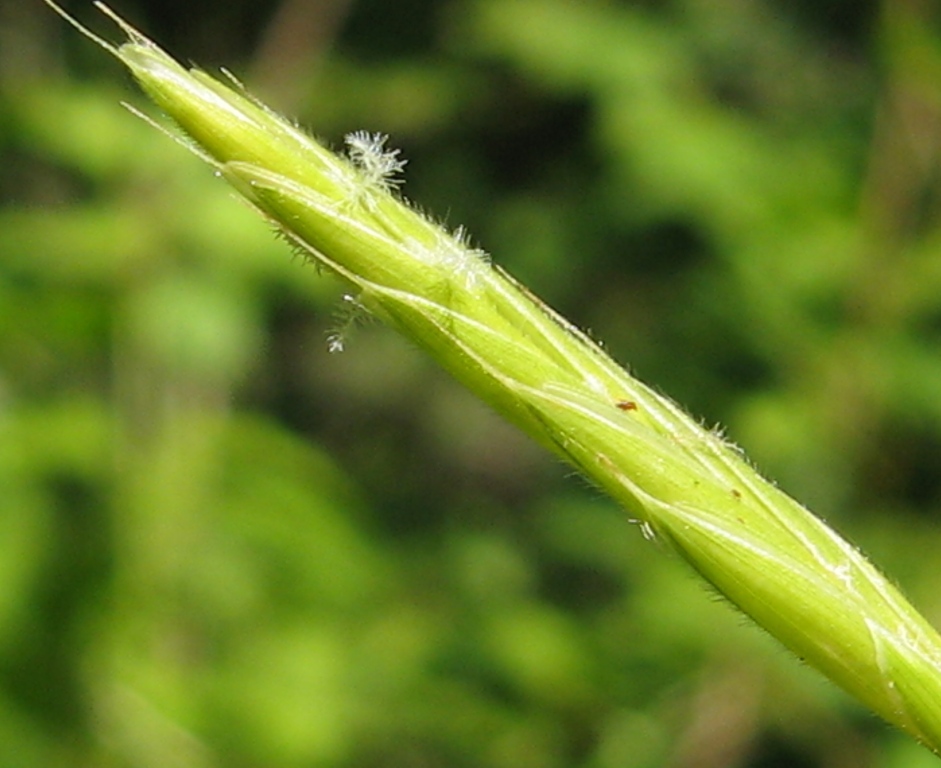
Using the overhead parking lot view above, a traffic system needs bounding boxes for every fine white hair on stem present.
[446,225,491,290]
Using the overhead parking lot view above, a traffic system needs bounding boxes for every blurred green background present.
[3,0,941,765]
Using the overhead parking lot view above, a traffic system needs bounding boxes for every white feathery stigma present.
[345,131,407,192]
[326,293,368,353]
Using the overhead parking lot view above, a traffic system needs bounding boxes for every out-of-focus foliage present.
[2,0,941,766]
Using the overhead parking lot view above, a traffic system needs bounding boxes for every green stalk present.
[48,1,941,755]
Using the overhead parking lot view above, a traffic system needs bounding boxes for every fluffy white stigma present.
[344,131,407,192]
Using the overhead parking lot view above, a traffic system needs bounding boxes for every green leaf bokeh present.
[4,1,941,766]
